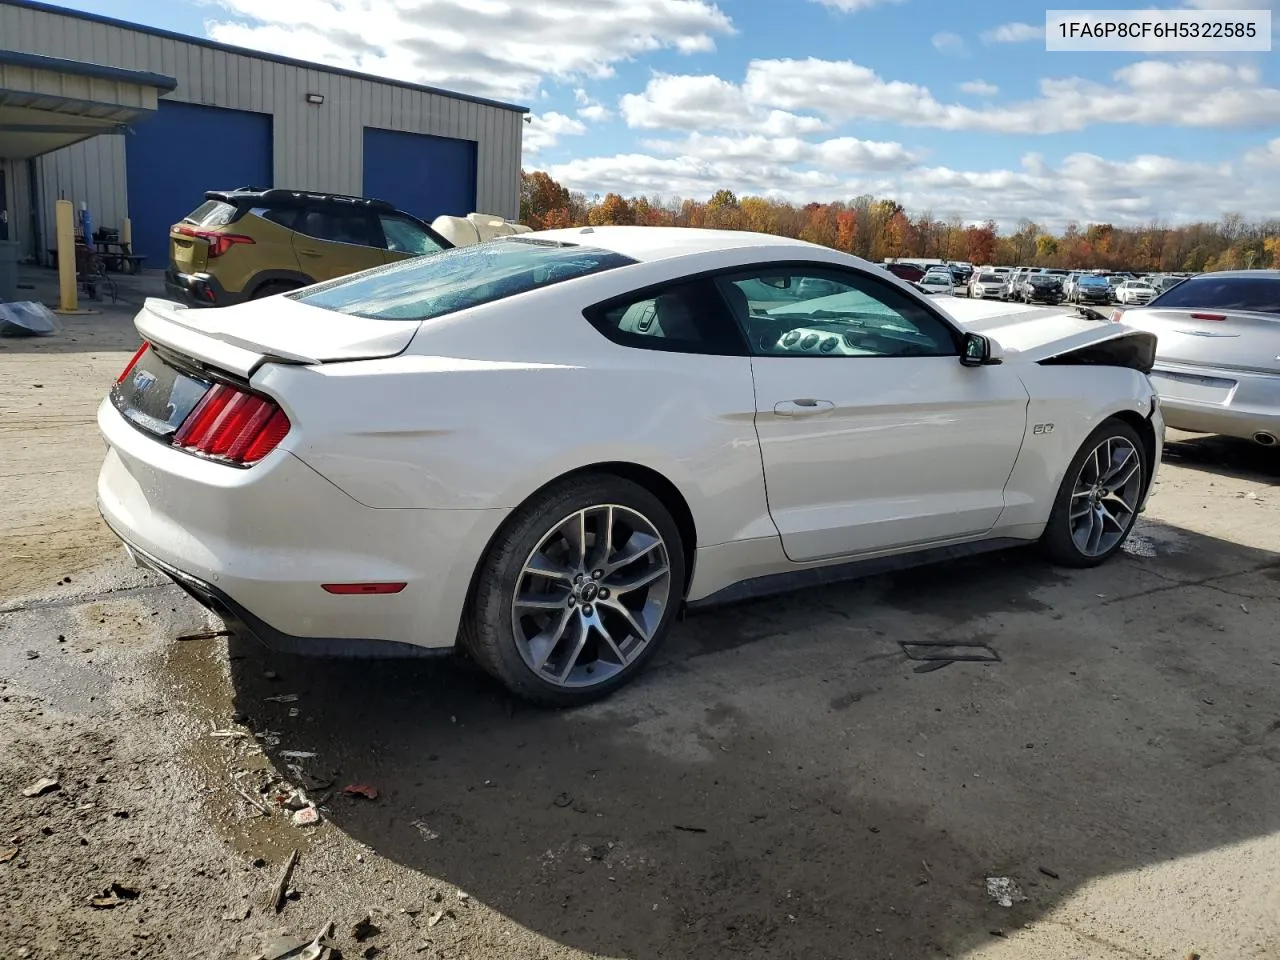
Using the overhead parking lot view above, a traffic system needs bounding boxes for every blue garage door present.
[362,127,477,223]
[126,101,273,264]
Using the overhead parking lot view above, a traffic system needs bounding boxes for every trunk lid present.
[1114,307,1280,375]
[134,296,422,379]
[170,228,210,274]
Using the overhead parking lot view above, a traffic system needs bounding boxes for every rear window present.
[184,200,237,227]
[291,237,637,321]
[1149,275,1280,315]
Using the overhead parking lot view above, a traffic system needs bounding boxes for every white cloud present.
[547,146,1274,231]
[931,31,968,56]
[1243,137,1280,166]
[621,73,827,135]
[642,131,918,170]
[808,0,906,9]
[736,56,1280,132]
[523,111,587,155]
[203,0,734,102]
[981,21,1044,43]
[578,104,613,122]
[959,79,999,96]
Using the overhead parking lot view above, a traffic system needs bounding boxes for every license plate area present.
[1150,370,1236,405]
[110,345,212,438]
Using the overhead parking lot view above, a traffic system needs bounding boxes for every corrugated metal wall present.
[0,1,525,259]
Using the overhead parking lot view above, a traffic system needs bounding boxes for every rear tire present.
[251,280,303,300]
[462,475,686,707]
[1042,418,1148,567]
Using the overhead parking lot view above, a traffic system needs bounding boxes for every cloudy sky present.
[76,0,1280,228]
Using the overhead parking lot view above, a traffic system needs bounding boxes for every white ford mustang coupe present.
[98,227,1163,705]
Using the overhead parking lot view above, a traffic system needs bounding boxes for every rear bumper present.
[165,269,246,308]
[1150,363,1280,441]
[96,398,508,653]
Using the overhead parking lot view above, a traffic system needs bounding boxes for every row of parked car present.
[899,262,1191,307]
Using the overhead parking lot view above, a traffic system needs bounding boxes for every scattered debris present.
[344,784,379,801]
[209,728,249,739]
[292,806,321,827]
[288,707,300,718]
[456,890,470,902]
[673,824,708,834]
[985,876,1027,908]
[353,913,381,941]
[21,778,60,798]
[221,906,252,922]
[1121,533,1157,558]
[1,848,18,864]
[900,639,1000,674]
[175,629,233,642]
[280,751,317,760]
[265,694,300,703]
[990,929,1006,938]
[426,910,445,928]
[253,922,338,960]
[90,882,140,909]
[1038,866,1060,880]
[1241,603,1250,614]
[233,785,273,817]
[24,650,39,660]
[411,820,440,841]
[264,848,300,913]
[283,790,311,811]
[553,792,574,808]
[1202,698,1216,706]
[264,671,281,681]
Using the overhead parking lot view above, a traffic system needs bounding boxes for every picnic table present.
[95,240,147,274]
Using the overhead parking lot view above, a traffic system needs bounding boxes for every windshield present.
[292,238,637,321]
[1080,276,1107,286]
[978,273,1001,282]
[1149,275,1280,315]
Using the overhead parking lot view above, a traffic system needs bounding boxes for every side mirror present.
[960,332,1003,366]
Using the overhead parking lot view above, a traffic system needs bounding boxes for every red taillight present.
[321,583,408,595]
[172,382,290,465]
[117,341,151,383]
[173,223,255,259]
[1189,312,1227,321]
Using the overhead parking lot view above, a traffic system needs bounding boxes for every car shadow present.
[225,522,1280,959]
[1163,431,1278,485]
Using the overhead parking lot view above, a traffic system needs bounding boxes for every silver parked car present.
[1114,270,1279,446]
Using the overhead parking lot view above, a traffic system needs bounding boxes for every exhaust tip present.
[1253,432,1277,447]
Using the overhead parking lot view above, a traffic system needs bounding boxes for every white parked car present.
[918,271,958,296]
[968,271,1007,299]
[1115,280,1158,305]
[98,228,1163,705]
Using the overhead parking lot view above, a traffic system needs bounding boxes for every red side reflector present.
[321,583,407,595]
[1189,313,1226,321]
[117,342,151,383]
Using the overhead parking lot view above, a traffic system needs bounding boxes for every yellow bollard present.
[55,199,77,312]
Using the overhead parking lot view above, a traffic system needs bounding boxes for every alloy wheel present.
[1069,436,1143,557]
[510,505,672,688]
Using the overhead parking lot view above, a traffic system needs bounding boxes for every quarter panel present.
[255,349,773,549]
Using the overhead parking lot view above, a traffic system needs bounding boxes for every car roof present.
[529,226,837,264]
[1188,270,1280,280]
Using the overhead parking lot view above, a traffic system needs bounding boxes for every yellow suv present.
[165,188,453,307]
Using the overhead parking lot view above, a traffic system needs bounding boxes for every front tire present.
[463,475,686,706]
[1042,419,1148,567]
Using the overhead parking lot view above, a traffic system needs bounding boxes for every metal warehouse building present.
[0,0,527,266]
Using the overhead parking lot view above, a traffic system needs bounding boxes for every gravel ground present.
[1,305,1278,960]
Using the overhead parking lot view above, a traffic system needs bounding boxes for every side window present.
[585,279,745,355]
[261,207,298,231]
[715,267,960,358]
[294,208,381,248]
[379,215,446,255]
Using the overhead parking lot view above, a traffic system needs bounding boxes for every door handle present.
[773,399,834,417]
[297,248,322,258]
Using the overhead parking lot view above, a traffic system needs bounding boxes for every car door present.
[291,207,386,281]
[716,264,1029,563]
